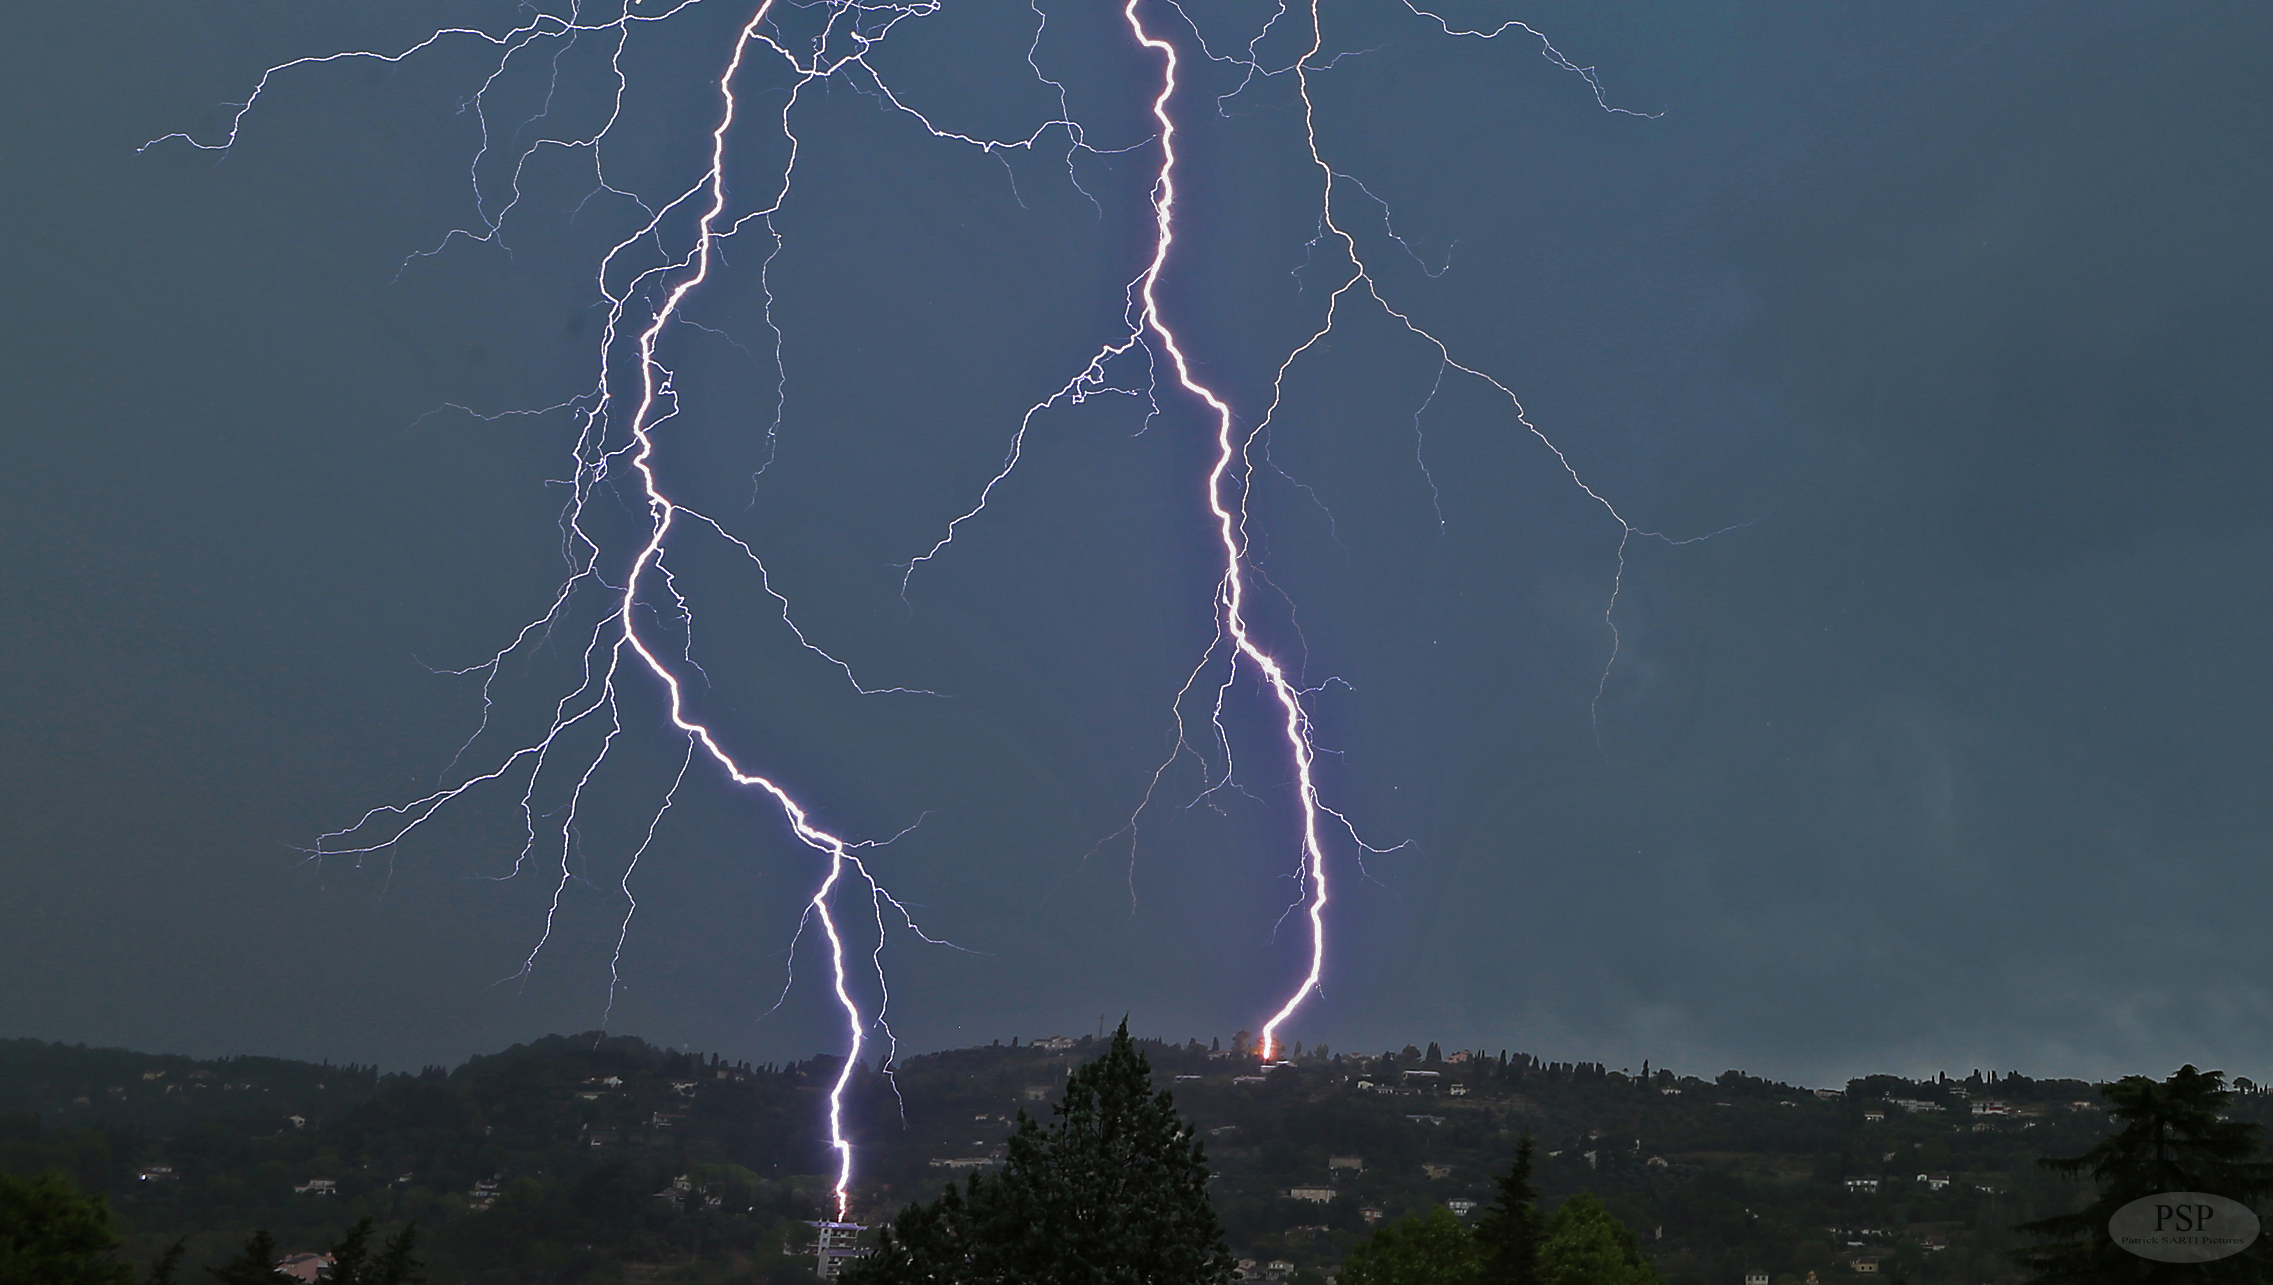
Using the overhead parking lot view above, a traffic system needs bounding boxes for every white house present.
[1288,1185,1337,1203]
[1845,1178,1880,1194]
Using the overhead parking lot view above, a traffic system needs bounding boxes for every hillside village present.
[5,1031,2262,1284]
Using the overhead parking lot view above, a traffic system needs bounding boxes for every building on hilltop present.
[809,1221,866,1280]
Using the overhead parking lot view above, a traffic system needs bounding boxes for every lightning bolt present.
[913,0,1734,1063]
[146,0,1737,1216]
[1121,0,1331,1065]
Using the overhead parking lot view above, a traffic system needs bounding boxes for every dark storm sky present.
[4,0,2269,1088]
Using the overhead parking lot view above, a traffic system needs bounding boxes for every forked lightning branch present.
[147,0,1695,1215]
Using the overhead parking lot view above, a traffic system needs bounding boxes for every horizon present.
[6,0,2272,1147]
[0,1023,2205,1096]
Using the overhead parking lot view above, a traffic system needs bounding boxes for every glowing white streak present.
[158,0,1113,1227]
[1123,0,1330,1064]
[601,0,875,1218]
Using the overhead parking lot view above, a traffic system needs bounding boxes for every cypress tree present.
[1475,1135,1545,1285]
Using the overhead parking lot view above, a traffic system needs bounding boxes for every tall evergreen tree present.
[1475,1135,1544,1285]
[143,1241,186,1285]
[848,1020,1233,1285]
[201,1230,279,1285]
[2018,1065,2273,1285]
[368,1223,425,1285]
[319,1218,423,1285]
[326,1218,376,1285]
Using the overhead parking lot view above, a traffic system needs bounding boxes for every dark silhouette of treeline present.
[6,1031,2266,1284]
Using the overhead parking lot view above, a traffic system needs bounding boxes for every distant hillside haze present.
[5,1033,2254,1284]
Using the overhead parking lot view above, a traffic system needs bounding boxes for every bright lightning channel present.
[145,0,1724,1216]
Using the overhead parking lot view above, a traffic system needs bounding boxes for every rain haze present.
[2,0,2269,1090]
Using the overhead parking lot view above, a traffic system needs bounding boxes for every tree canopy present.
[0,1170,133,1285]
[2017,1065,2273,1285]
[1339,1206,1484,1285]
[1340,1142,1658,1285]
[1537,1194,1661,1285]
[846,1020,1233,1285]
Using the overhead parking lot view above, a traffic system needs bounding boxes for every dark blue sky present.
[3,0,2269,1087]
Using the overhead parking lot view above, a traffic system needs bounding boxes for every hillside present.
[4,1032,2265,1284]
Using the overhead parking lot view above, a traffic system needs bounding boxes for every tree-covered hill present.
[3,1032,2265,1285]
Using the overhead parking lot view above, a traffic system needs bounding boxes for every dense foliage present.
[0,1169,134,1285]
[4,1032,2269,1283]
[2017,1066,2273,1285]
[846,1022,1231,1285]
[1338,1146,1658,1285]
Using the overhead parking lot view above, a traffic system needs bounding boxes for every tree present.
[143,1241,186,1285]
[1536,1194,1660,1285]
[201,1230,279,1285]
[368,1223,425,1285]
[0,1170,134,1285]
[323,1217,426,1285]
[847,1020,1233,1285]
[1475,1135,1544,1285]
[2017,1065,2273,1285]
[1340,1207,1483,1285]
[328,1218,375,1284]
